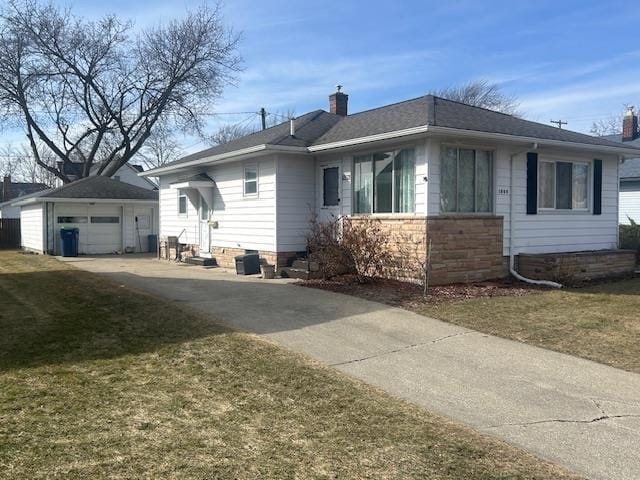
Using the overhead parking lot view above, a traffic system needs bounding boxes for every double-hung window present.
[243,166,258,196]
[440,146,493,213]
[353,148,416,214]
[178,190,187,215]
[538,160,589,211]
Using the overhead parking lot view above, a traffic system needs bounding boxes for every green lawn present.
[0,251,580,479]
[419,278,640,374]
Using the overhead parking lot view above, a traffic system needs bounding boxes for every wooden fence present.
[0,218,20,249]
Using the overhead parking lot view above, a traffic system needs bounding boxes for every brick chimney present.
[2,175,10,202]
[622,106,638,142]
[329,85,348,116]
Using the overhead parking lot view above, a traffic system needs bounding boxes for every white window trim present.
[177,189,188,216]
[243,165,259,197]
[537,158,591,213]
[351,147,417,215]
[440,144,496,215]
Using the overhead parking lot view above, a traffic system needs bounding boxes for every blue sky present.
[4,0,640,152]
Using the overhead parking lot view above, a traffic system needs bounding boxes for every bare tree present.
[590,110,625,137]
[431,79,520,115]
[137,122,184,169]
[0,144,20,179]
[208,122,256,145]
[0,0,241,183]
[0,141,57,185]
[208,109,296,146]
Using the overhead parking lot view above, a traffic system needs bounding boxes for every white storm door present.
[199,195,210,255]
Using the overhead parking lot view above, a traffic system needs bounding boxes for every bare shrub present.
[306,213,354,279]
[342,217,391,283]
[306,215,392,282]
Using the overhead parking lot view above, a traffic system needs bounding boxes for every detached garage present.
[15,176,158,255]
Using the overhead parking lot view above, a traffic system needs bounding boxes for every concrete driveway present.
[64,255,640,480]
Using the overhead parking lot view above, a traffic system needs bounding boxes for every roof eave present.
[14,197,157,206]
[140,144,308,177]
[425,126,640,156]
[309,124,640,155]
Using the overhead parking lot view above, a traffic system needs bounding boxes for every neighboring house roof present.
[602,133,640,146]
[620,158,640,180]
[14,176,158,205]
[601,134,640,180]
[60,161,156,185]
[144,95,640,176]
[1,181,49,203]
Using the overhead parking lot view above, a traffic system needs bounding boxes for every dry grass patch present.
[0,251,580,479]
[418,278,640,374]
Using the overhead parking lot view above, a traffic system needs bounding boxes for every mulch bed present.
[298,275,547,308]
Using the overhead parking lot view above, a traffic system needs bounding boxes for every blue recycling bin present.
[147,234,158,253]
[60,227,79,257]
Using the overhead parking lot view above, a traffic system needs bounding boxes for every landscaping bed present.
[300,275,545,308]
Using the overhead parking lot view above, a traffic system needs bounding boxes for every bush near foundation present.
[306,215,391,282]
[620,218,640,261]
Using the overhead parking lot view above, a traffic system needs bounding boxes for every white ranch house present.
[142,90,640,284]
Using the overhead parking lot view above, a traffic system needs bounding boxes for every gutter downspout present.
[509,143,562,288]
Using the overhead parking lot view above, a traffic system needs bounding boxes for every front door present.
[318,163,341,223]
[199,195,211,256]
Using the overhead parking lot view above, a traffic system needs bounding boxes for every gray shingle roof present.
[600,134,640,179]
[154,95,640,173]
[1,181,49,202]
[39,176,158,201]
[165,110,341,168]
[620,158,640,180]
[312,96,632,148]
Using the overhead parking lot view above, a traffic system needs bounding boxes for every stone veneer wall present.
[159,236,199,261]
[348,215,507,285]
[210,246,297,269]
[427,215,507,285]
[517,250,637,283]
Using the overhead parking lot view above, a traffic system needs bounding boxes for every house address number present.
[497,186,510,196]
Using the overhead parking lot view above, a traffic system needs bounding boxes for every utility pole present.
[260,107,266,130]
[550,119,567,129]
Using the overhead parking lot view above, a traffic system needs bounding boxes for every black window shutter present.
[593,159,602,215]
[526,152,538,214]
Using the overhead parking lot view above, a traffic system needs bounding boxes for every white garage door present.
[56,204,122,254]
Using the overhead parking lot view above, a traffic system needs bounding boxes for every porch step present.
[291,259,320,272]
[279,267,322,280]
[185,256,217,267]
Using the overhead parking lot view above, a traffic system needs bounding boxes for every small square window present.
[244,166,258,196]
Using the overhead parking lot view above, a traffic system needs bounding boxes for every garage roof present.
[15,176,158,204]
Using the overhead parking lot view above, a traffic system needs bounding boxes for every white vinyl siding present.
[429,141,618,255]
[20,204,44,252]
[158,157,277,252]
[619,181,640,224]
[276,155,315,251]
